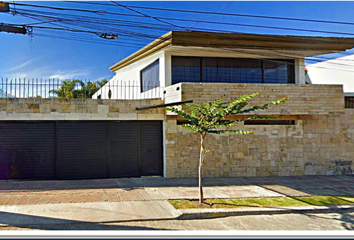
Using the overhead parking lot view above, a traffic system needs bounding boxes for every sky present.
[1,1,354,82]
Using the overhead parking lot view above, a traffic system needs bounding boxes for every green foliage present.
[167,93,288,204]
[49,79,108,99]
[167,92,288,135]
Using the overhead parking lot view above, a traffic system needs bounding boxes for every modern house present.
[1,31,354,180]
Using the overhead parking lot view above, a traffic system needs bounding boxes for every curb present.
[177,205,354,220]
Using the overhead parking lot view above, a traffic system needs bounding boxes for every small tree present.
[167,92,288,204]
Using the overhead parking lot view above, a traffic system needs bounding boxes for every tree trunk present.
[199,133,205,205]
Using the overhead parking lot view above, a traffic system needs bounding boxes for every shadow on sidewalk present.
[0,211,166,230]
[0,176,353,197]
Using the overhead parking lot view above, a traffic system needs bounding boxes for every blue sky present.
[1,1,354,81]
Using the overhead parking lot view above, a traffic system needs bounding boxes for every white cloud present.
[48,69,91,80]
[7,59,35,72]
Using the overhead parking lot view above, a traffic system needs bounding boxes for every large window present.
[172,56,295,84]
[141,59,160,92]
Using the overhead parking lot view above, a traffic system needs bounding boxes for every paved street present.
[1,210,353,230]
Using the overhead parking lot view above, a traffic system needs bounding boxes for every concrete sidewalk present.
[0,175,353,205]
[0,201,181,226]
[0,175,352,225]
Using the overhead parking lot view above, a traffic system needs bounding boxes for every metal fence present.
[0,78,163,100]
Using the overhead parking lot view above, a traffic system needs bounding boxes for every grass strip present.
[168,196,354,209]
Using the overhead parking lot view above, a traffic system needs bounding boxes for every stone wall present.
[1,83,352,179]
[164,83,345,115]
[165,110,354,178]
[164,83,353,178]
[0,98,164,120]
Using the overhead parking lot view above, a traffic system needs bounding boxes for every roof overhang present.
[110,31,354,72]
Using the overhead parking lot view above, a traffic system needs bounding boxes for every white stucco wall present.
[307,54,354,92]
[92,51,165,99]
[94,45,307,99]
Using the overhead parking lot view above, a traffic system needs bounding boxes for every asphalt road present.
[1,210,354,231]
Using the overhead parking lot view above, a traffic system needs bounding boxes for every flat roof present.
[110,31,354,72]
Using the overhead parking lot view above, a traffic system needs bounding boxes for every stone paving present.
[0,175,352,206]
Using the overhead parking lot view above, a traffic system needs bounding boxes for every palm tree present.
[95,79,108,88]
[49,78,109,99]
[49,79,84,99]
[79,81,98,98]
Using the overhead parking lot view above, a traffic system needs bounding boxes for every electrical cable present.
[12,6,354,41]
[110,1,188,31]
[8,3,354,38]
[4,3,354,72]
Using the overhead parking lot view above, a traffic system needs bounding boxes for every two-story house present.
[94,31,354,178]
[1,31,353,181]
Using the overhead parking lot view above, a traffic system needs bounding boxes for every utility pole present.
[0,2,27,35]
[0,2,9,12]
[0,23,27,34]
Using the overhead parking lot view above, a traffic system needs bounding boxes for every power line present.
[190,1,233,28]
[16,11,174,32]
[111,4,354,27]
[12,5,354,40]
[109,1,188,31]
[11,10,354,67]
[5,2,354,72]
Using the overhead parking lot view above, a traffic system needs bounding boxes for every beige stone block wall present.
[0,98,164,120]
[165,110,354,178]
[164,83,345,115]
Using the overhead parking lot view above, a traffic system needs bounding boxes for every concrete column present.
[164,51,172,87]
[295,58,306,84]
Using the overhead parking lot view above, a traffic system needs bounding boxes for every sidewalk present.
[0,175,352,225]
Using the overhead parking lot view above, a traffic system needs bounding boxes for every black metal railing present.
[0,78,162,100]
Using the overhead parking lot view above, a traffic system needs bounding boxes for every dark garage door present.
[0,121,163,180]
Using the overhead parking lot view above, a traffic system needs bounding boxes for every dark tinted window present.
[244,120,296,125]
[141,60,159,92]
[203,58,262,83]
[172,57,200,84]
[264,60,295,84]
[171,56,295,84]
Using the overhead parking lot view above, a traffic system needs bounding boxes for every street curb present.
[176,205,354,220]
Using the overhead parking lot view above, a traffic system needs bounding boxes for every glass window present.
[264,60,295,84]
[202,58,262,83]
[171,56,295,85]
[172,57,200,84]
[141,60,159,92]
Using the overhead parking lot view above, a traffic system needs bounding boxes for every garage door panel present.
[0,120,163,180]
[57,122,107,180]
[0,122,56,180]
[140,121,163,176]
[108,122,140,178]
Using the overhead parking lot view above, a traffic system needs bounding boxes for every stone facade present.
[164,83,353,178]
[164,83,345,115]
[0,83,353,179]
[0,98,164,120]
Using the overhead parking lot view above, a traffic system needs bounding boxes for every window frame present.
[171,56,295,85]
[140,59,160,93]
